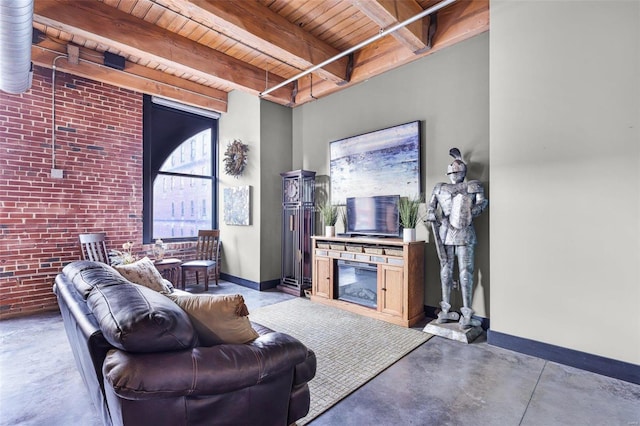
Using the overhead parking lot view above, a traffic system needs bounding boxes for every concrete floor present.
[1,281,638,426]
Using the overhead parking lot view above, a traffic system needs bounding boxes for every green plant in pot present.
[399,195,424,242]
[318,202,339,236]
[338,205,347,233]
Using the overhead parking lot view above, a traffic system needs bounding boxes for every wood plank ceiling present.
[31,0,488,113]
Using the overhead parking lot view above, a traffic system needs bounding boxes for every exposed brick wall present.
[0,66,194,319]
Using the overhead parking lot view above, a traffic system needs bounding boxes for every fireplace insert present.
[336,260,377,309]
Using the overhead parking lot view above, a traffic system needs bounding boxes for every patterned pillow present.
[167,293,259,346]
[115,256,172,294]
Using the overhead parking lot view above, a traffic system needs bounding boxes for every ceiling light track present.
[259,0,457,98]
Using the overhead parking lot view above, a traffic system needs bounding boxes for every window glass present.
[143,95,217,243]
[152,129,214,240]
[160,130,212,176]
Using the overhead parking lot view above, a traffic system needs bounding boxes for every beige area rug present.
[249,298,433,425]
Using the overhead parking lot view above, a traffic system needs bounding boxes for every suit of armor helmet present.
[426,148,488,330]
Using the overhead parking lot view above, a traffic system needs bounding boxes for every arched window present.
[143,96,218,242]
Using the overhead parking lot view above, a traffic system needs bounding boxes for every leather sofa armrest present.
[294,349,316,386]
[103,332,310,400]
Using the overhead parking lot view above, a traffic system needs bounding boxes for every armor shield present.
[450,193,472,229]
[467,180,484,194]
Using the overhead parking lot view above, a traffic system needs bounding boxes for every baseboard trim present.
[219,273,278,291]
[260,278,280,290]
[487,330,640,385]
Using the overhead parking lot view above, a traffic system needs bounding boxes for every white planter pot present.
[325,226,335,237]
[403,228,416,242]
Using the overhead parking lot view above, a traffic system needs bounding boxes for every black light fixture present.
[103,52,125,70]
[32,28,45,44]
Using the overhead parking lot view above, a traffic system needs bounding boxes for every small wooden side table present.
[154,258,182,289]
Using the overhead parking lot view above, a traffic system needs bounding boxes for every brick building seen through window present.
[153,129,213,239]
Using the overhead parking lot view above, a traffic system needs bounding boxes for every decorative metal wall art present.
[223,139,249,177]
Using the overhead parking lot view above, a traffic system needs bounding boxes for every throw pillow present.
[115,256,172,294]
[162,278,174,292]
[167,293,259,346]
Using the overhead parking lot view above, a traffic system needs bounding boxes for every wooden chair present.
[78,233,110,264]
[181,230,221,291]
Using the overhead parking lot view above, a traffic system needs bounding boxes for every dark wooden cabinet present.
[279,170,316,296]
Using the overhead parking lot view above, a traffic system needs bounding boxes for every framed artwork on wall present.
[330,121,422,204]
[223,186,251,225]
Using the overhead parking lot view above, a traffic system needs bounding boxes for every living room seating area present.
[53,260,315,426]
[1,277,638,426]
[1,2,638,424]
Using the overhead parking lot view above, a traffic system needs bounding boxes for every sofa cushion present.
[63,260,131,300]
[167,293,259,346]
[114,257,172,294]
[88,281,197,353]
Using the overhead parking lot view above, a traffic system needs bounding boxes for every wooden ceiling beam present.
[347,0,429,53]
[31,41,228,113]
[159,0,350,85]
[33,0,293,105]
[292,0,489,105]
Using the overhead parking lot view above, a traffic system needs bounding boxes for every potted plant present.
[109,241,138,265]
[399,195,424,242]
[338,205,347,233]
[318,202,339,237]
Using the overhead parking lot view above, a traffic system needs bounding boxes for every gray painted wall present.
[292,33,491,316]
[260,100,293,281]
[219,0,639,366]
[218,91,261,283]
[490,0,639,364]
[218,92,293,285]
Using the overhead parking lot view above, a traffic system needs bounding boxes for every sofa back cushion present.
[87,281,197,353]
[63,260,129,299]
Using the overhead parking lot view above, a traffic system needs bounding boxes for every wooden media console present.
[310,236,425,327]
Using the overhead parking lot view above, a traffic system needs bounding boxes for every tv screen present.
[346,195,400,237]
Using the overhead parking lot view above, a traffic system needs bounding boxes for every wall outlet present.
[51,169,64,179]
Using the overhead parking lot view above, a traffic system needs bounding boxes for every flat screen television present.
[346,195,400,238]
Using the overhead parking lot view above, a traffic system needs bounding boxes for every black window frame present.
[142,95,219,244]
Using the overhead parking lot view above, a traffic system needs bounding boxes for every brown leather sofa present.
[53,260,316,426]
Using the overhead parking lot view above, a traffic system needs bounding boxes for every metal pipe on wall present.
[51,55,67,172]
[0,0,34,94]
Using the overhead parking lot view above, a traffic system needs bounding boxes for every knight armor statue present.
[426,148,488,330]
